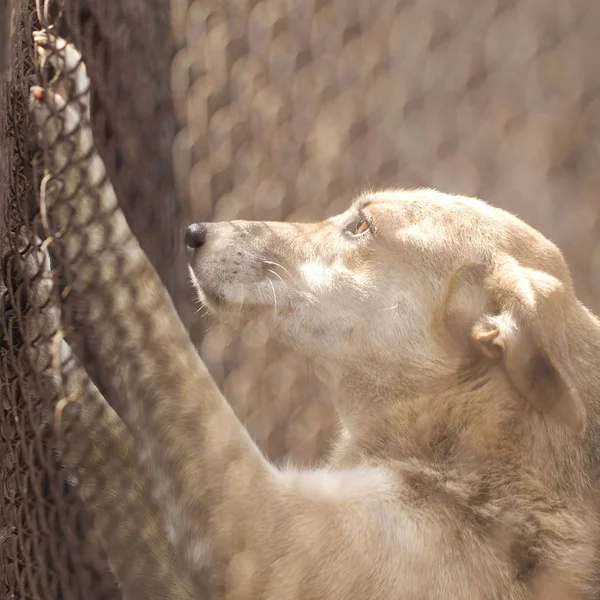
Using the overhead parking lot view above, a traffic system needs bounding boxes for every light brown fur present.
[28,30,600,600]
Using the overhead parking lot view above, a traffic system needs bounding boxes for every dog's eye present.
[354,216,370,236]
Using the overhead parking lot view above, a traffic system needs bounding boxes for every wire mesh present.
[1,0,600,598]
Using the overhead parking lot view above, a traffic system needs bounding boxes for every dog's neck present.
[332,365,523,467]
[330,309,600,491]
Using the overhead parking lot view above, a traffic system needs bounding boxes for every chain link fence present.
[2,0,600,598]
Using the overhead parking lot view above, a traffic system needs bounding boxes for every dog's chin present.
[191,282,265,323]
[189,267,225,309]
[192,283,227,312]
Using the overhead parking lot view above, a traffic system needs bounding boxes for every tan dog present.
[186,189,600,598]
[29,30,600,600]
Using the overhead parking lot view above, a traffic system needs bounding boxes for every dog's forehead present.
[353,189,524,239]
[356,189,485,216]
[350,189,484,233]
[351,190,570,282]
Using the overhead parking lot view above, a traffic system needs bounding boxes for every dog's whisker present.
[266,277,278,322]
[263,259,293,281]
[379,302,400,312]
[379,302,399,312]
[237,282,245,319]
[266,268,292,304]
[196,308,209,320]
[265,268,285,286]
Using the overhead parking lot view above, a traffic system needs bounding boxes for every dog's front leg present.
[28,31,283,590]
[9,232,198,600]
[30,82,281,589]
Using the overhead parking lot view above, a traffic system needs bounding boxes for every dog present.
[28,29,600,600]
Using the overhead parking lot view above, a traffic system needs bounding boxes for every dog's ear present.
[443,260,585,433]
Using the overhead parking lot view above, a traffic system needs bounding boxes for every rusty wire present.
[2,0,600,598]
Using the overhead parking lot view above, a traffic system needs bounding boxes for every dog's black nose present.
[185,223,208,249]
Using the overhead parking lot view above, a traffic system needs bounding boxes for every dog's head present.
[187,189,585,433]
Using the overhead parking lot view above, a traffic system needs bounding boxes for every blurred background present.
[2,0,600,597]
[174,0,600,466]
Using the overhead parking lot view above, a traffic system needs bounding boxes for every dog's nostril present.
[185,223,208,249]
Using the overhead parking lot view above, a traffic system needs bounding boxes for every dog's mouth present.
[188,259,304,325]
[188,265,224,308]
[188,264,269,318]
[198,285,226,307]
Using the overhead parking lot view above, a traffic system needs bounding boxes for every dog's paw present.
[33,30,90,119]
[29,84,66,123]
[33,30,77,73]
[29,83,87,141]
[29,84,53,105]
[32,29,50,49]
